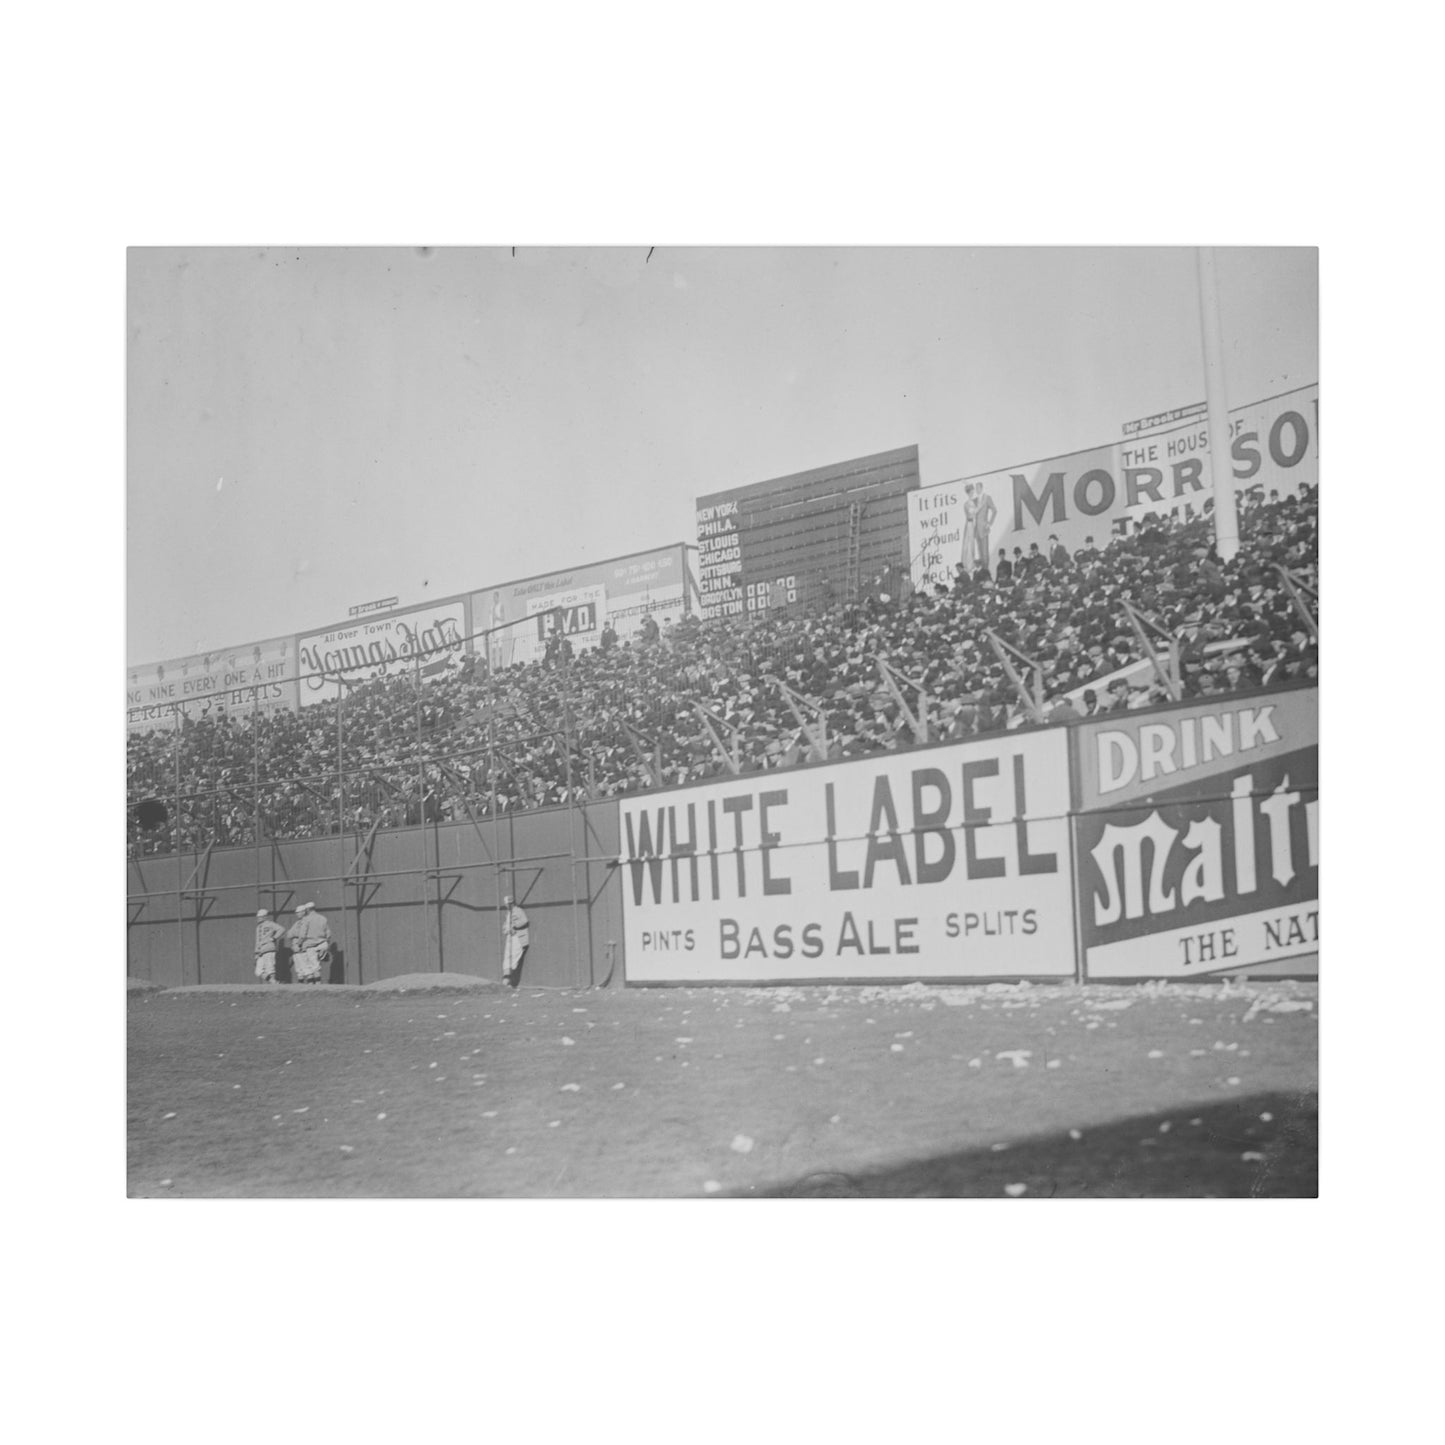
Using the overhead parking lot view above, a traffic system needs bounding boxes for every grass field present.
[127,976,1317,1198]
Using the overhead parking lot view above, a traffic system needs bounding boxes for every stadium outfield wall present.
[127,804,624,990]
[127,685,1317,988]
[619,684,1318,985]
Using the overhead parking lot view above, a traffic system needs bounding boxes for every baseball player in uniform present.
[254,908,286,983]
[502,895,530,988]
[286,902,332,984]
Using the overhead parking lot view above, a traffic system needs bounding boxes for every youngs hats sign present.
[297,599,468,701]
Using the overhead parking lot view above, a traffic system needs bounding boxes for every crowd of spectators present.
[128,484,1317,857]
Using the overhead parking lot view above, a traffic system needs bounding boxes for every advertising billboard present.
[473,544,690,669]
[296,598,469,703]
[909,384,1318,593]
[1072,688,1318,980]
[126,636,300,732]
[620,729,1076,983]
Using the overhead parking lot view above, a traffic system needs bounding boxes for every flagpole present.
[1197,246,1239,561]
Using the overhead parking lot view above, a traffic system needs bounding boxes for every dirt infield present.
[127,978,1317,1198]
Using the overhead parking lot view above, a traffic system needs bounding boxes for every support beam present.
[430,760,496,859]
[345,815,384,878]
[691,700,742,775]
[1120,600,1184,702]
[984,629,1047,725]
[875,657,930,744]
[179,840,215,897]
[765,675,830,762]
[1273,564,1319,642]
[621,722,664,789]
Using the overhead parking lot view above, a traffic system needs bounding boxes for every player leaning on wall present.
[502,896,530,987]
[286,902,332,984]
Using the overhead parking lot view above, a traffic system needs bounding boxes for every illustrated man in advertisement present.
[960,481,998,577]
[286,901,332,984]
[489,591,514,671]
[253,908,286,984]
[501,895,530,988]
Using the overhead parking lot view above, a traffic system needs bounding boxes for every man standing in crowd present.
[253,907,286,984]
[501,894,530,988]
[1048,534,1070,568]
[287,901,331,985]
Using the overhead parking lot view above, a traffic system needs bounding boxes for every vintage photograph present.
[126,246,1318,1197]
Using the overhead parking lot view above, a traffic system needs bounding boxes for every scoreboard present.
[695,445,920,619]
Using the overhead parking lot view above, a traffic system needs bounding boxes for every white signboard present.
[474,545,689,668]
[909,384,1318,594]
[517,582,608,664]
[620,731,1076,982]
[297,600,468,702]
[127,636,298,732]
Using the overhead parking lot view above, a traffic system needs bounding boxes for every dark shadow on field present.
[749,1091,1317,1199]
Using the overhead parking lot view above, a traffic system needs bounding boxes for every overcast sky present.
[127,246,1316,664]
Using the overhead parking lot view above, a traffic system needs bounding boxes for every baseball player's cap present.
[504,895,514,906]
[256,908,270,919]
[297,902,312,913]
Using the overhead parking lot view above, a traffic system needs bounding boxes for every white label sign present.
[620,731,1076,982]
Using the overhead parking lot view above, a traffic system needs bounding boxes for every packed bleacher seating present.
[127,484,1317,857]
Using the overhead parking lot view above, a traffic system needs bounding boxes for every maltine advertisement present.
[296,599,469,702]
[620,730,1076,982]
[1072,687,1318,980]
[909,384,1318,593]
[126,636,299,732]
[473,545,690,668]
